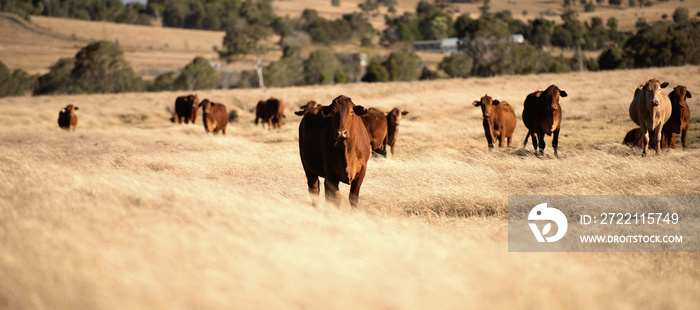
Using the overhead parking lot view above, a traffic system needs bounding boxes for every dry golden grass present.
[1,66,699,309]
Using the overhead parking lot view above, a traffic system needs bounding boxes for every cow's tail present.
[522,130,531,148]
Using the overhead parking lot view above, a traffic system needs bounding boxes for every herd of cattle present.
[55,79,692,206]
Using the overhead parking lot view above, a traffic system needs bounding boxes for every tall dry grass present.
[1,66,699,309]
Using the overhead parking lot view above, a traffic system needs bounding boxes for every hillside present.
[1,65,699,309]
[2,0,698,76]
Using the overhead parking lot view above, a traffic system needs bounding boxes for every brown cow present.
[199,99,228,135]
[385,108,409,155]
[294,101,325,116]
[629,79,671,156]
[254,100,267,127]
[361,108,389,157]
[264,97,285,129]
[472,94,516,149]
[663,85,692,149]
[522,85,567,157]
[298,95,371,207]
[58,104,79,131]
[172,94,200,124]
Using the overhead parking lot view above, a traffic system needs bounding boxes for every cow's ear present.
[60,109,66,113]
[560,90,568,97]
[320,105,333,117]
[401,111,409,115]
[686,90,692,99]
[472,100,481,107]
[353,105,368,116]
[493,100,501,105]
[294,111,304,116]
[661,82,669,88]
[74,107,79,110]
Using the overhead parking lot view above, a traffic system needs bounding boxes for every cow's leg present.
[390,141,396,156]
[653,127,663,155]
[222,126,227,136]
[498,132,505,148]
[552,128,560,158]
[530,132,538,153]
[349,167,367,208]
[324,179,341,207]
[537,132,546,156]
[681,129,688,150]
[306,173,320,206]
[641,128,649,157]
[667,132,676,149]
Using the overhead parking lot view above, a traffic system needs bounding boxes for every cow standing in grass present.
[58,104,79,131]
[362,108,389,157]
[298,95,371,207]
[472,95,516,149]
[172,94,200,124]
[629,79,671,156]
[199,99,228,135]
[385,108,409,156]
[522,85,567,157]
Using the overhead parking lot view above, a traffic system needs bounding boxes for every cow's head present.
[386,108,409,127]
[198,99,214,112]
[543,85,567,111]
[62,104,78,113]
[472,94,501,119]
[669,85,692,109]
[295,101,319,116]
[322,95,367,142]
[639,78,669,107]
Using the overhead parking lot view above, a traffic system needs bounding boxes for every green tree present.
[383,50,423,81]
[606,17,618,31]
[71,41,142,93]
[361,57,390,82]
[598,46,628,70]
[174,57,220,90]
[438,53,473,78]
[217,24,273,88]
[673,7,689,23]
[303,49,343,85]
[149,71,178,91]
[34,58,75,95]
[0,61,35,97]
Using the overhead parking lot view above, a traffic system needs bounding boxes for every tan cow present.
[472,94,516,148]
[58,104,79,131]
[629,79,671,156]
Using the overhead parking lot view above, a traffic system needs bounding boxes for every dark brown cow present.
[663,85,692,149]
[172,94,200,124]
[361,108,389,157]
[623,128,663,148]
[385,108,409,155]
[58,104,79,131]
[254,100,267,127]
[264,97,285,129]
[298,95,371,207]
[472,94,516,148]
[522,85,568,157]
[629,79,672,156]
[199,99,228,135]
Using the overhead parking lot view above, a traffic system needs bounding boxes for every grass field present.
[1,65,699,309]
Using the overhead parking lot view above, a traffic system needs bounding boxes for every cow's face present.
[64,104,78,113]
[640,79,669,107]
[670,85,692,109]
[323,95,367,141]
[199,99,214,113]
[544,85,567,112]
[190,95,200,109]
[472,95,500,119]
[387,108,408,127]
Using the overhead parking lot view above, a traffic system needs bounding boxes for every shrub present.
[174,57,221,90]
[0,61,36,97]
[34,58,75,95]
[361,57,390,82]
[438,53,473,78]
[303,49,343,85]
[673,7,689,23]
[383,50,423,81]
[71,41,142,94]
